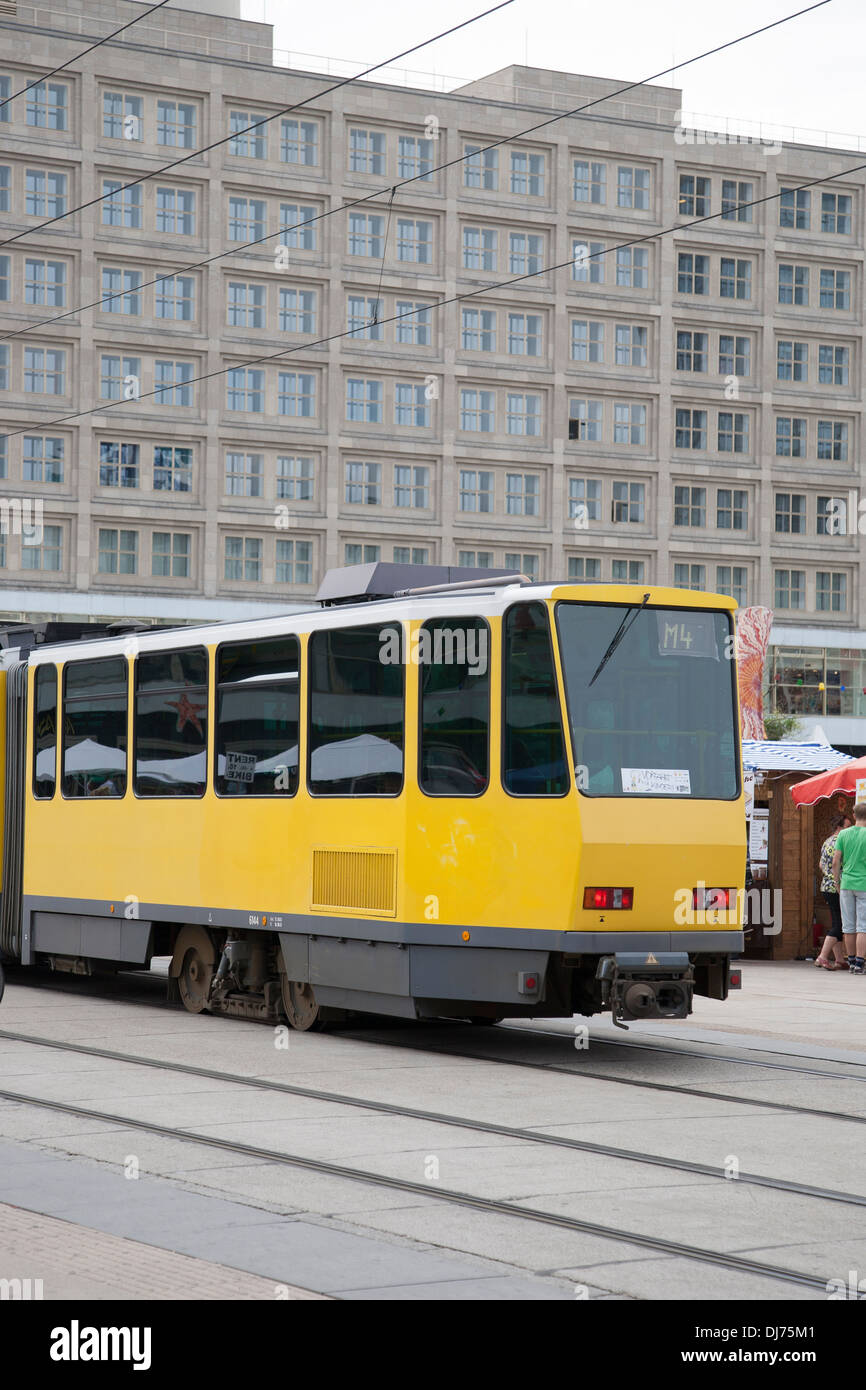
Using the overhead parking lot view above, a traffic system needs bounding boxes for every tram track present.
[0,1081,845,1296]
[2,1027,865,1211]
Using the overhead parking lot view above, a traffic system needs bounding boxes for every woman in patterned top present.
[815,814,853,968]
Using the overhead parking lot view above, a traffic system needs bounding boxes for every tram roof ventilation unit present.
[0,618,166,654]
[316,562,527,607]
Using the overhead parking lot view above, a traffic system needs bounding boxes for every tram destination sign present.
[656,612,718,659]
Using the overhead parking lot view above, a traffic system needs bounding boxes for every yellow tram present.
[0,564,745,1028]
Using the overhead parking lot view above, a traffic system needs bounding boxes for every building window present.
[462,307,496,352]
[508,232,543,275]
[506,473,540,517]
[278,372,316,417]
[678,174,710,216]
[464,144,498,190]
[27,169,67,218]
[0,342,7,389]
[505,553,540,580]
[674,563,706,591]
[718,412,749,454]
[817,419,848,461]
[820,268,851,310]
[774,569,806,610]
[0,254,7,301]
[721,179,753,222]
[348,212,384,257]
[615,324,647,367]
[569,477,601,522]
[568,556,602,581]
[152,532,190,578]
[155,274,195,321]
[395,300,431,346]
[507,393,541,436]
[227,282,265,329]
[0,165,9,213]
[775,417,807,457]
[716,489,748,531]
[612,481,645,523]
[23,347,65,394]
[228,196,266,242]
[460,389,494,433]
[615,247,648,288]
[775,493,807,534]
[572,239,604,284]
[24,259,66,307]
[816,572,847,612]
[676,330,707,372]
[276,539,313,584]
[569,398,602,442]
[720,257,751,300]
[617,166,650,209]
[278,286,316,333]
[778,263,809,305]
[394,464,429,508]
[103,91,142,140]
[348,128,386,175]
[507,312,541,356]
[509,150,544,196]
[227,367,264,412]
[817,495,847,537]
[154,360,193,407]
[26,81,67,130]
[102,179,140,228]
[777,339,808,382]
[459,470,493,513]
[154,445,192,492]
[347,295,383,341]
[279,202,316,250]
[393,547,429,565]
[612,559,645,583]
[674,408,706,449]
[394,382,430,427]
[281,119,318,166]
[779,187,810,230]
[613,401,646,445]
[677,252,709,295]
[458,551,493,568]
[396,218,432,263]
[97,528,138,575]
[821,193,852,235]
[225,536,262,582]
[23,435,64,483]
[344,544,380,565]
[155,187,195,236]
[463,225,497,272]
[157,101,196,148]
[397,135,433,180]
[99,441,139,488]
[100,266,142,315]
[22,524,62,572]
[276,455,314,501]
[674,485,706,527]
[345,460,381,505]
[715,566,748,605]
[571,319,605,363]
[346,377,383,424]
[229,110,267,159]
[719,335,751,377]
[99,354,139,401]
[573,158,606,203]
[818,344,849,386]
[225,452,263,498]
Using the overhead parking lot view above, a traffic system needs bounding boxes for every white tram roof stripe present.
[16,584,737,668]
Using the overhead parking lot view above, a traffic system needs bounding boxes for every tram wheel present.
[281,977,321,1031]
[174,926,216,1014]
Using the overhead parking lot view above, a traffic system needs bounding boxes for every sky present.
[241,0,865,145]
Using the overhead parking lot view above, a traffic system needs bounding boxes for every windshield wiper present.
[587,592,651,687]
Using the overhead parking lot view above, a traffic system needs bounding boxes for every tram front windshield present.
[555,603,739,800]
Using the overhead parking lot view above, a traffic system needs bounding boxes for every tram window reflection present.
[308,625,404,796]
[62,657,128,798]
[419,618,489,796]
[502,603,569,796]
[33,664,57,799]
[134,649,208,798]
[216,636,299,796]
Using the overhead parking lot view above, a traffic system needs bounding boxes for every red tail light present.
[583,887,634,910]
[692,887,733,910]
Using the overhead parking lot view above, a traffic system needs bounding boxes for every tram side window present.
[216,636,299,796]
[308,625,404,795]
[419,618,490,796]
[33,664,58,799]
[62,658,128,798]
[502,603,569,796]
[134,649,208,797]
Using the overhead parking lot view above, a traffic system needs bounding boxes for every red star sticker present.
[167,693,205,736]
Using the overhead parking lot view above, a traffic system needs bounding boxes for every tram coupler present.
[596,952,694,1030]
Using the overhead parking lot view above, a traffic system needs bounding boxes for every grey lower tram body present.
[11,896,742,1020]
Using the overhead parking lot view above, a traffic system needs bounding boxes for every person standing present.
[833,803,866,973]
[815,814,852,969]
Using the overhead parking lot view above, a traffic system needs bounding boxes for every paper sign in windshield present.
[622,767,691,795]
[225,750,256,783]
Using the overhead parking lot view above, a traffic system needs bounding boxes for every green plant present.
[762,712,805,741]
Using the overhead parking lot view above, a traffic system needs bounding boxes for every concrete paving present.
[0,957,863,1301]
